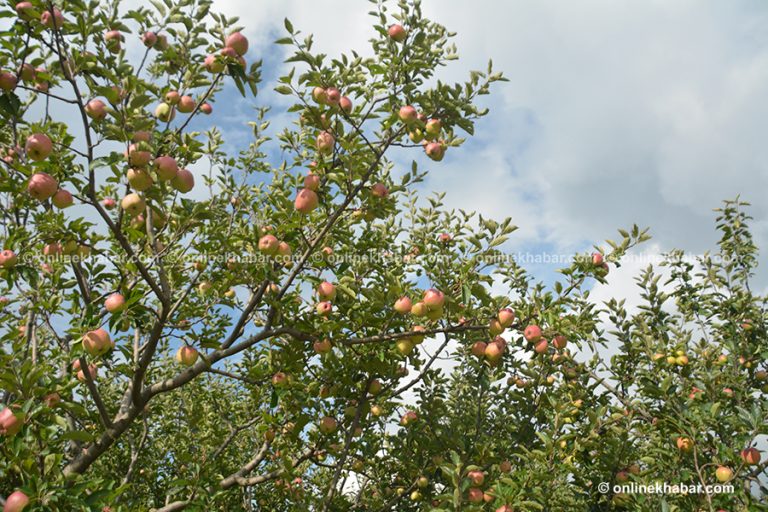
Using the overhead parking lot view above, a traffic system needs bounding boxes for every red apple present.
[339,96,352,114]
[0,71,17,91]
[105,293,126,313]
[2,490,29,512]
[467,488,483,503]
[204,53,225,73]
[371,183,389,198]
[272,372,288,387]
[171,169,195,193]
[132,131,151,143]
[295,188,319,213]
[471,341,487,357]
[394,296,412,314]
[43,242,62,257]
[104,30,122,53]
[499,460,512,473]
[225,32,249,55]
[83,328,112,356]
[312,87,327,104]
[0,407,24,436]
[423,288,444,309]
[316,301,332,316]
[75,362,98,382]
[154,156,178,181]
[304,173,320,191]
[534,339,549,354]
[15,1,34,20]
[175,346,199,366]
[142,31,158,47]
[40,7,63,29]
[592,252,604,266]
[424,142,445,161]
[388,24,407,42]
[102,197,116,209]
[524,325,542,342]
[313,338,332,354]
[258,235,279,255]
[51,189,73,208]
[676,437,693,452]
[317,281,336,301]
[27,172,58,200]
[552,335,567,350]
[467,470,485,486]
[316,131,335,154]
[200,103,212,115]
[325,87,341,106]
[25,133,53,161]
[498,308,515,328]
[398,105,418,124]
[177,95,196,113]
[0,249,14,268]
[128,144,151,167]
[741,447,761,465]
[485,340,505,363]
[400,410,418,426]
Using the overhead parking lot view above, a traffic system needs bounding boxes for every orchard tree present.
[0,0,765,511]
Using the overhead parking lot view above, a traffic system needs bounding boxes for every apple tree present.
[0,0,765,511]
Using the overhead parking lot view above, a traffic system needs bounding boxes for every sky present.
[192,0,768,303]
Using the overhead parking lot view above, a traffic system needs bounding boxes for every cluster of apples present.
[394,288,445,321]
[295,171,320,214]
[21,134,75,208]
[522,324,568,356]
[314,281,336,317]
[0,62,49,93]
[676,437,761,480]
[257,231,293,266]
[397,105,446,161]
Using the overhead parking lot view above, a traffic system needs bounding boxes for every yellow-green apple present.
[312,87,327,104]
[396,339,414,355]
[154,102,175,122]
[489,318,504,336]
[121,193,145,216]
[176,346,199,366]
[425,119,441,138]
[127,168,154,191]
[411,301,427,317]
[410,325,426,344]
[715,466,732,482]
[676,437,693,452]
[25,134,53,161]
[485,340,505,363]
[204,53,225,73]
[319,416,337,435]
[313,338,332,354]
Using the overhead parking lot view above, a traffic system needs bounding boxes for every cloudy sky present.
[192,0,768,301]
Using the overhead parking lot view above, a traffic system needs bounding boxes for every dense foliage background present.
[0,0,765,510]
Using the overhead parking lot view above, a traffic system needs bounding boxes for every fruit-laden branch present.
[341,323,486,346]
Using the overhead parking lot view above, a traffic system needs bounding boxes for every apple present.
[339,96,352,114]
[715,466,732,482]
[471,341,487,357]
[388,23,407,42]
[105,293,125,313]
[411,301,428,317]
[317,416,337,435]
[121,193,146,216]
[142,31,157,47]
[741,447,761,465]
[756,370,768,381]
[410,325,426,344]
[467,488,484,503]
[19,63,35,82]
[295,188,319,213]
[489,318,504,336]
[198,281,212,295]
[553,335,567,350]
[102,197,116,209]
[154,156,178,181]
[425,119,442,138]
[313,338,332,354]
[276,241,292,263]
[164,91,180,105]
[25,133,53,161]
[225,32,249,55]
[394,296,412,314]
[675,355,689,366]
[368,379,382,395]
[423,288,444,309]
[496,507,513,512]
[272,372,288,387]
[524,325,542,342]
[43,242,62,257]
[317,281,336,301]
[27,172,58,200]
[155,102,175,122]
[15,1,34,20]
[83,328,112,357]
[51,189,73,208]
[485,340,505,363]
[316,131,334,154]
[132,131,151,143]
[177,95,196,113]
[204,53,225,73]
[0,71,17,91]
[316,301,332,316]
[104,30,122,53]
[127,144,151,167]
[498,308,515,328]
[467,470,485,486]
[40,7,63,29]
[398,105,418,124]
[409,129,424,143]
[424,141,445,161]
[200,103,212,115]
[2,490,29,512]
[171,169,195,193]
[312,87,327,104]
[396,339,414,356]
[325,87,341,106]
[371,183,389,198]
[534,339,549,354]
[676,437,693,453]
[499,460,512,473]
[156,33,169,50]
[592,252,604,266]
[303,173,321,191]
[0,407,24,436]
[175,346,199,367]
[258,235,279,255]
[400,410,417,426]
[127,168,154,191]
